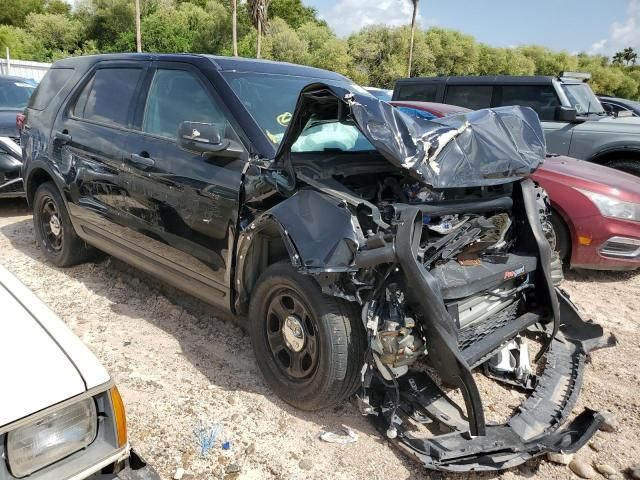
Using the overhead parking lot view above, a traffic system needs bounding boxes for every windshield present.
[561,83,605,115]
[0,81,35,110]
[222,71,374,152]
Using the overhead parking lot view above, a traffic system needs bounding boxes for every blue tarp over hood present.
[276,83,547,189]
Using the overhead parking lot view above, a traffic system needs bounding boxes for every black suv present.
[21,54,612,472]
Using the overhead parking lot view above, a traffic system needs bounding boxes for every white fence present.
[0,59,51,83]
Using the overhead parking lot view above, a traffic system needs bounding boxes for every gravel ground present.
[1,198,639,480]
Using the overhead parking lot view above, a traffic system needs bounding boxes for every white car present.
[0,265,159,480]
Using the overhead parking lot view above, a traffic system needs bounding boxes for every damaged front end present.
[239,84,615,472]
[0,137,24,198]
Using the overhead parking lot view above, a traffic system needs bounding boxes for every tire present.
[550,211,571,262]
[605,158,640,177]
[248,262,365,411]
[33,181,93,267]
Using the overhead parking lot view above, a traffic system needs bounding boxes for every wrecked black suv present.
[21,54,614,472]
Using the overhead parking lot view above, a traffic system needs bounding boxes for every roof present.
[52,53,349,81]
[395,75,583,86]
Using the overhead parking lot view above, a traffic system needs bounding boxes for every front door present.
[122,63,249,307]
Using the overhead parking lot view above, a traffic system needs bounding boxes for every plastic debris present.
[319,424,358,444]
[193,422,222,457]
[222,441,232,450]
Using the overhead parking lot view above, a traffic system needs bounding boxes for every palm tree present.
[134,0,142,52]
[622,47,637,66]
[407,0,419,77]
[248,0,270,59]
[612,52,625,65]
[232,0,238,56]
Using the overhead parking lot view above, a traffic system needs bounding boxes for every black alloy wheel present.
[265,287,319,381]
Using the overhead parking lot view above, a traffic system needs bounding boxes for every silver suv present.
[393,73,640,176]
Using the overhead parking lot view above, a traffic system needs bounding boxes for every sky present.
[305,0,640,56]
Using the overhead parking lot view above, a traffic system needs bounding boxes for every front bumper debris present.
[357,194,615,472]
[94,450,161,480]
[367,290,615,472]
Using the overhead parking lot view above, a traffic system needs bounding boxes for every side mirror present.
[177,121,229,154]
[555,106,579,123]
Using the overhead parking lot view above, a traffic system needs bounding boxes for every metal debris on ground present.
[319,424,358,444]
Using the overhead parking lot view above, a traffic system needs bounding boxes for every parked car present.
[21,54,612,472]
[392,101,640,271]
[393,73,640,176]
[0,264,159,480]
[0,136,24,197]
[0,75,36,145]
[364,87,393,101]
[599,95,640,117]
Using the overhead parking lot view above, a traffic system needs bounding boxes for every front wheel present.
[248,262,365,411]
[33,181,93,267]
[606,158,640,177]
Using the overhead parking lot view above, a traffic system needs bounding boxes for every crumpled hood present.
[276,83,546,188]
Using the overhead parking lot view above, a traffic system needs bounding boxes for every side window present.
[142,69,230,140]
[73,68,143,127]
[500,85,560,121]
[395,83,439,102]
[445,86,492,110]
[28,68,74,111]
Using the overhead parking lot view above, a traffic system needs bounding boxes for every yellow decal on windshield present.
[266,130,280,143]
[277,112,292,126]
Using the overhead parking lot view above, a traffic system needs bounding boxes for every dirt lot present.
[1,198,639,480]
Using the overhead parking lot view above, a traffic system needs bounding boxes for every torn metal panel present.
[276,83,546,188]
[267,189,364,269]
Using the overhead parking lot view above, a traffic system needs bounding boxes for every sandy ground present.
[1,198,639,480]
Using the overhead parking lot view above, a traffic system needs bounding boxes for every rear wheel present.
[606,158,640,177]
[248,262,365,411]
[33,181,93,267]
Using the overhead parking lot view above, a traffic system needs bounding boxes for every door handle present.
[130,153,155,168]
[54,131,72,143]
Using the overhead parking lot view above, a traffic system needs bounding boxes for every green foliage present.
[0,0,639,100]
[269,0,323,29]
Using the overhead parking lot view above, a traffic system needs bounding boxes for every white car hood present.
[0,265,110,427]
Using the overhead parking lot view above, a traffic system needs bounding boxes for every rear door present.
[52,61,148,233]
[119,62,249,306]
[444,85,494,110]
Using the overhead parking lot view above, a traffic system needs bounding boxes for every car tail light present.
[16,113,25,134]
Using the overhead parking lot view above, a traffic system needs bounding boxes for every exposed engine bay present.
[236,86,615,472]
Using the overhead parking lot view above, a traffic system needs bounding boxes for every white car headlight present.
[576,188,640,222]
[7,398,98,477]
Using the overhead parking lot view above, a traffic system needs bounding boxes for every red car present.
[390,101,640,270]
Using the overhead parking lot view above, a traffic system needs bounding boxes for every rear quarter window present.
[445,85,493,110]
[28,68,74,111]
[499,85,559,121]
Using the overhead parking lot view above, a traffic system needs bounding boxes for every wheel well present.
[26,168,54,208]
[237,223,292,314]
[591,149,640,166]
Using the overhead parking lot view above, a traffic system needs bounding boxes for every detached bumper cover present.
[371,290,615,472]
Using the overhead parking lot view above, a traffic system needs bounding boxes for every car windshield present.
[561,83,605,115]
[222,71,374,153]
[0,80,35,110]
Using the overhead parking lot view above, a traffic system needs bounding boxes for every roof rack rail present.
[559,71,592,82]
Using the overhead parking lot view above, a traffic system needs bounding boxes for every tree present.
[248,0,270,58]
[622,47,637,66]
[268,0,322,29]
[612,51,625,65]
[0,0,45,27]
[407,0,419,77]
[232,0,238,56]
